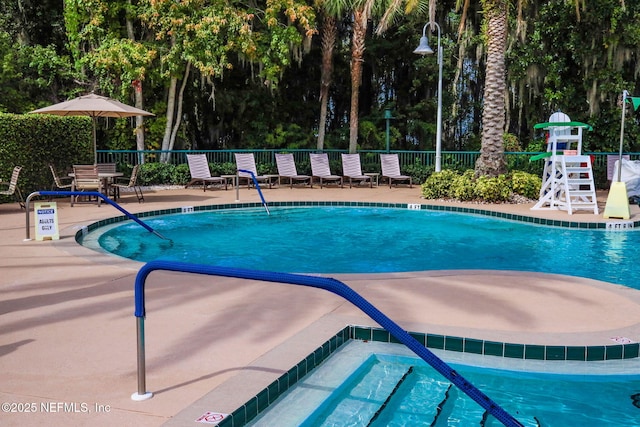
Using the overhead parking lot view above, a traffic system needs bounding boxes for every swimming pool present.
[247,340,640,426]
[83,205,640,288]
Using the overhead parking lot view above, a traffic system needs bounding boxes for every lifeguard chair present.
[530,112,598,214]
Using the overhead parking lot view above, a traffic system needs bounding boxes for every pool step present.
[299,357,411,426]
[299,356,538,427]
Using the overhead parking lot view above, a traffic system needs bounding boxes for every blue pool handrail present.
[237,169,270,214]
[132,260,524,427]
[24,191,169,241]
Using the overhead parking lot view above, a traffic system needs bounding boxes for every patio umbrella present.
[30,93,154,163]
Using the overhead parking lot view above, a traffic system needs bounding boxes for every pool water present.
[89,206,640,288]
[248,341,640,426]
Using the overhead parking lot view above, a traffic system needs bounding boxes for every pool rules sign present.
[34,202,60,241]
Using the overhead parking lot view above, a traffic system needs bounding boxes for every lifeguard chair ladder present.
[531,113,598,215]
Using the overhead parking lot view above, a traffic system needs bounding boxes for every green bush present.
[451,170,476,201]
[510,170,541,199]
[138,162,176,185]
[421,169,460,199]
[210,162,238,176]
[474,174,512,202]
[403,159,433,185]
[172,163,191,185]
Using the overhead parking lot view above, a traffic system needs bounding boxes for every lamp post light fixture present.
[414,22,443,172]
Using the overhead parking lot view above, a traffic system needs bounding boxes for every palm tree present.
[378,0,509,176]
[317,13,338,151]
[348,0,376,153]
[473,0,508,176]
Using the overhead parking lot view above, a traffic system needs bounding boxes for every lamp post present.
[413,22,443,172]
[384,108,394,153]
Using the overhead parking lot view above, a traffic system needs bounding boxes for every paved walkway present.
[1,185,640,426]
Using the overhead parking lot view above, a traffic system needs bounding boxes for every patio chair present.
[49,164,73,192]
[71,164,103,206]
[186,154,226,191]
[380,154,413,188]
[234,153,277,188]
[112,164,144,202]
[310,153,343,188]
[96,163,120,197]
[0,166,25,209]
[341,153,372,188]
[275,153,311,188]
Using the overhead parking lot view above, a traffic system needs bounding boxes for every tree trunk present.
[317,15,337,151]
[168,62,191,153]
[127,4,146,163]
[160,76,177,163]
[349,8,367,154]
[474,0,507,177]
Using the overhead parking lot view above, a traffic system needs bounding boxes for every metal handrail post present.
[131,317,152,400]
[132,260,523,427]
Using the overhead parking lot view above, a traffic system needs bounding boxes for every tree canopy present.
[2,0,640,155]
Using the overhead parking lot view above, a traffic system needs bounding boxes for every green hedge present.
[421,170,542,203]
[0,113,92,203]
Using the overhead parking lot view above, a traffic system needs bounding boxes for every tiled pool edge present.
[74,200,633,243]
[217,325,640,427]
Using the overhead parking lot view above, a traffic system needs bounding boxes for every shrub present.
[510,171,541,199]
[138,162,175,185]
[403,159,433,185]
[474,174,512,202]
[172,163,191,185]
[421,169,460,199]
[451,170,476,201]
[210,162,237,176]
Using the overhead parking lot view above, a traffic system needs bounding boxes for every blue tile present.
[504,343,524,359]
[566,346,586,361]
[525,345,545,360]
[586,346,605,361]
[426,334,445,350]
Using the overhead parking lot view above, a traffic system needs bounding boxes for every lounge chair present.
[310,153,343,188]
[186,154,226,191]
[380,154,413,188]
[341,153,372,188]
[275,153,311,188]
[112,164,144,202]
[0,166,25,209]
[71,164,103,206]
[234,153,277,188]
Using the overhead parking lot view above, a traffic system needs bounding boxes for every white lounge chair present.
[380,154,412,188]
[310,153,343,188]
[275,153,311,188]
[186,154,226,191]
[234,153,277,188]
[341,153,372,188]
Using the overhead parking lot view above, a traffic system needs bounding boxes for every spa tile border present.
[217,325,639,426]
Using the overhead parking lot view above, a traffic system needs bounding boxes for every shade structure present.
[30,93,154,163]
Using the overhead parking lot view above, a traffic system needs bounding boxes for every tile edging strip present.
[219,325,638,426]
[75,200,620,243]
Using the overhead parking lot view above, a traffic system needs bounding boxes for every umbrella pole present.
[92,116,98,164]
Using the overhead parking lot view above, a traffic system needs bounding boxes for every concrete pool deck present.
[1,185,640,426]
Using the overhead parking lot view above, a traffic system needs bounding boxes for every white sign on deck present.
[34,202,59,241]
